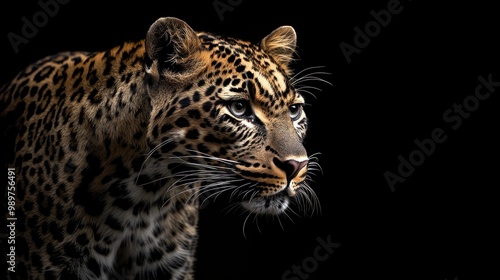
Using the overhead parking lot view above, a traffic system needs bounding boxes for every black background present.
[1,1,499,280]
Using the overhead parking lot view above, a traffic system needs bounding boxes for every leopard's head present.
[143,17,320,216]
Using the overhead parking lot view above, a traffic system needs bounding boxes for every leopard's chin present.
[240,194,290,215]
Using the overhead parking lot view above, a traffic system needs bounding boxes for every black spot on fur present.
[105,215,124,231]
[132,155,145,172]
[160,141,178,154]
[136,252,145,266]
[76,233,89,246]
[15,140,25,151]
[133,130,144,139]
[87,258,101,277]
[142,181,163,193]
[204,134,221,143]
[205,85,216,96]
[111,157,130,179]
[66,219,78,234]
[152,126,159,138]
[147,248,164,263]
[188,109,201,119]
[166,106,177,117]
[179,97,191,108]
[56,203,65,219]
[31,230,44,248]
[152,225,163,238]
[202,101,212,112]
[175,117,190,128]
[197,143,210,154]
[87,88,101,104]
[46,243,63,266]
[34,65,54,82]
[49,221,64,242]
[236,65,246,72]
[171,256,187,270]
[24,201,33,211]
[109,181,128,197]
[113,196,133,210]
[37,191,53,217]
[27,102,36,119]
[74,153,104,216]
[246,80,256,98]
[161,124,173,134]
[106,76,115,88]
[166,242,177,253]
[31,252,42,268]
[133,201,149,215]
[193,91,200,102]
[19,86,30,99]
[69,131,78,152]
[215,77,223,86]
[95,108,103,119]
[94,245,110,256]
[231,79,240,86]
[101,175,112,185]
[154,108,164,120]
[186,129,200,139]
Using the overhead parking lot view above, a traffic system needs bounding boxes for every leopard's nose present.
[273,158,309,181]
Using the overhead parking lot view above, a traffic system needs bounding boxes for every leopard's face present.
[144,18,319,215]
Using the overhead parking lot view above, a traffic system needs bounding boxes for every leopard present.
[0,17,322,279]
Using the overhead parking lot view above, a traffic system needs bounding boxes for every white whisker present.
[290,66,332,100]
[135,139,174,184]
[182,149,239,164]
[290,66,328,82]
[134,130,323,235]
[242,211,253,239]
[285,204,301,218]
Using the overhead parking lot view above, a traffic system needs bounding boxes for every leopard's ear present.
[260,26,297,75]
[145,17,203,84]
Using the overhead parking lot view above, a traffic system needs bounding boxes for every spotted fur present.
[1,17,320,279]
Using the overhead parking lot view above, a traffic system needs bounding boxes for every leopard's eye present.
[228,100,252,118]
[289,104,303,121]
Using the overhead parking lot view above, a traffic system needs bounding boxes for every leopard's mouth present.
[240,190,291,215]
